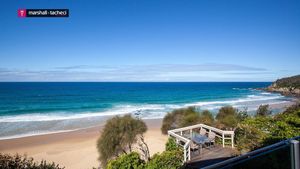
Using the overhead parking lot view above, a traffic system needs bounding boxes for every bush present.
[0,153,64,169]
[97,115,147,166]
[106,152,145,169]
[235,104,300,152]
[161,107,199,134]
[235,119,268,152]
[199,110,214,126]
[216,106,239,129]
[165,138,180,152]
[266,106,300,143]
[145,151,183,169]
[256,104,272,116]
[161,107,214,134]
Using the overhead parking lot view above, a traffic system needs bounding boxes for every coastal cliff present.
[267,75,300,97]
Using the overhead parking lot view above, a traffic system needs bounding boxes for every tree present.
[237,108,249,122]
[106,152,145,169]
[137,134,151,162]
[97,115,147,166]
[256,104,272,116]
[0,153,64,169]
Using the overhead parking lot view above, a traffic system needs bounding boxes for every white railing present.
[167,123,235,162]
[168,130,191,162]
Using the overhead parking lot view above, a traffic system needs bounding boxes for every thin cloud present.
[0,63,268,82]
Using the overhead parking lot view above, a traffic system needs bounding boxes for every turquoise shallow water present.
[0,82,291,139]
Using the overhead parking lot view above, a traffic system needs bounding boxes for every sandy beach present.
[0,119,167,169]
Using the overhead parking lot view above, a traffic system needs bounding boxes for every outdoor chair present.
[190,141,200,155]
[200,128,206,136]
[207,131,216,148]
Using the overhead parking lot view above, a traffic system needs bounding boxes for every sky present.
[0,0,299,82]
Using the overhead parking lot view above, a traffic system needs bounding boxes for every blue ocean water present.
[0,82,291,139]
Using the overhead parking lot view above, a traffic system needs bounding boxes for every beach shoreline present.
[0,118,167,169]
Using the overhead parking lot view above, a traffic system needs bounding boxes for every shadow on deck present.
[186,145,235,169]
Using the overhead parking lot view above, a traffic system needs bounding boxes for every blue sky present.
[0,0,299,81]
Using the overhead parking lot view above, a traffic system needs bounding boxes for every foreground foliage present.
[106,138,183,169]
[0,154,64,169]
[165,138,180,152]
[235,103,300,151]
[106,152,145,169]
[145,150,183,169]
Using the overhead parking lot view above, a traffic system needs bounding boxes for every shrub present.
[216,106,239,129]
[199,110,214,126]
[0,153,64,169]
[256,104,272,116]
[180,110,200,127]
[106,152,145,169]
[145,151,183,169]
[266,106,300,143]
[161,107,201,134]
[235,104,300,152]
[235,119,268,152]
[165,138,180,152]
[97,115,147,166]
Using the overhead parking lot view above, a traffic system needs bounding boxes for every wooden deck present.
[186,145,236,168]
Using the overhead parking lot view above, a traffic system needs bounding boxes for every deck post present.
[188,145,191,161]
[184,148,187,162]
[190,129,192,138]
[222,133,225,147]
[290,140,299,169]
[231,133,234,148]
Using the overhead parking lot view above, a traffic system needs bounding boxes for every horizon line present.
[0,81,273,83]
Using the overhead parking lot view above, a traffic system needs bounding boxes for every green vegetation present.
[256,104,272,116]
[161,107,214,134]
[106,152,145,169]
[199,110,214,126]
[106,138,183,169]
[161,106,247,133]
[0,153,64,169]
[161,104,300,154]
[215,106,240,129]
[273,75,300,89]
[98,115,184,169]
[165,138,180,152]
[97,115,148,166]
[101,103,300,169]
[235,103,300,152]
[107,150,183,169]
[145,150,183,169]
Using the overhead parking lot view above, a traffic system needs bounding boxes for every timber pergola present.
[167,124,235,162]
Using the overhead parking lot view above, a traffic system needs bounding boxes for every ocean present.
[0,82,292,140]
